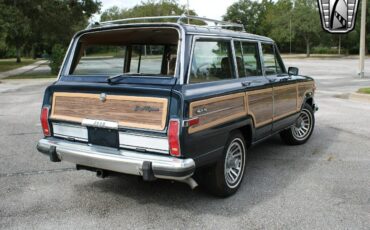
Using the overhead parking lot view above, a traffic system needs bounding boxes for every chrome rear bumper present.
[37,138,195,180]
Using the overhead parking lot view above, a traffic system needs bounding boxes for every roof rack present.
[87,14,245,31]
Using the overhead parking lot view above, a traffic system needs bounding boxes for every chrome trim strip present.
[52,122,169,154]
[53,123,88,141]
[119,132,169,154]
[37,138,195,180]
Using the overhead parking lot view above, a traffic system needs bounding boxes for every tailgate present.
[51,92,168,131]
[43,82,175,154]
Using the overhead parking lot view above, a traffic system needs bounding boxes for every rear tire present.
[280,103,315,145]
[202,131,247,197]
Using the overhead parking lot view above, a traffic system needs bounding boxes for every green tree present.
[1,1,31,63]
[101,0,197,22]
[0,0,101,62]
[262,0,294,50]
[49,44,66,75]
[223,0,273,35]
[291,0,321,57]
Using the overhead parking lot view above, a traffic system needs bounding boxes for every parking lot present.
[1,57,370,229]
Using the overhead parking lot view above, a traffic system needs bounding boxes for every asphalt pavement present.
[0,57,370,229]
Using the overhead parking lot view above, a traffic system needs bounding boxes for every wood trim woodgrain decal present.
[297,82,315,110]
[188,93,247,134]
[50,92,168,130]
[247,88,273,128]
[187,81,314,133]
[273,84,298,120]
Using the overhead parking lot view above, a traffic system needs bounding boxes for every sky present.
[95,0,240,21]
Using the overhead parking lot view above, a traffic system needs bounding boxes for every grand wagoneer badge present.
[134,105,160,112]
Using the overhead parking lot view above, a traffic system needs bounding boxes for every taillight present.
[185,117,199,127]
[41,107,51,136]
[168,119,181,156]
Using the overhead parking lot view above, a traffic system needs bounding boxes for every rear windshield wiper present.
[107,74,128,84]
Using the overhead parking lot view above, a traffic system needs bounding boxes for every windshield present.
[67,27,179,77]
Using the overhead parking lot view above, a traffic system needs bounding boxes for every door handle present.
[241,81,252,87]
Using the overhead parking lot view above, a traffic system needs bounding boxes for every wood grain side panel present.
[50,93,168,130]
[189,93,247,133]
[297,82,314,109]
[273,84,298,119]
[247,88,273,127]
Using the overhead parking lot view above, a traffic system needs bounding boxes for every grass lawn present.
[5,72,56,79]
[357,88,370,94]
[0,59,38,72]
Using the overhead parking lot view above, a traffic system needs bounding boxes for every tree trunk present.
[338,36,341,55]
[305,38,310,57]
[32,45,37,59]
[16,47,21,63]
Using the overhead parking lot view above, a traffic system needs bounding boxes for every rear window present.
[73,45,126,75]
[68,28,179,77]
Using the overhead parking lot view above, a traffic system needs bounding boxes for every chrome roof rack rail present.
[86,14,245,31]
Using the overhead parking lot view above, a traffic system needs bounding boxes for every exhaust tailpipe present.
[178,177,198,189]
[96,169,108,178]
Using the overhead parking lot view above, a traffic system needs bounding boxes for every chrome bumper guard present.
[37,138,195,180]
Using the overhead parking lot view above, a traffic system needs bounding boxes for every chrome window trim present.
[233,39,264,78]
[185,32,273,42]
[230,38,239,79]
[57,39,74,80]
[186,35,235,85]
[259,41,278,77]
[258,41,267,78]
[62,25,183,80]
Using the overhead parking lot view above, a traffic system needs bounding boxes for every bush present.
[49,44,66,75]
[312,46,342,54]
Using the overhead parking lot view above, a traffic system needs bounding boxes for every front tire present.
[202,131,247,197]
[280,103,315,145]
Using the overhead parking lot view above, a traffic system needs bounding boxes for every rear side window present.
[261,43,284,75]
[189,40,234,84]
[234,41,262,77]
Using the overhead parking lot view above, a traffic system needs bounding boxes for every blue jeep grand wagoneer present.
[37,15,317,197]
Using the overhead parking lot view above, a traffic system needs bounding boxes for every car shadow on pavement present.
[74,124,335,218]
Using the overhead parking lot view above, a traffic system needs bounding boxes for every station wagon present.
[37,15,318,197]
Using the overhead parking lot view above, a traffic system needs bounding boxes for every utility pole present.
[290,16,292,54]
[187,0,190,24]
[358,0,367,78]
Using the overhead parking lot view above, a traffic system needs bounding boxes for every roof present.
[181,24,273,42]
[82,15,273,43]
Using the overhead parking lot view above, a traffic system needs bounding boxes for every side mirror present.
[288,67,299,75]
